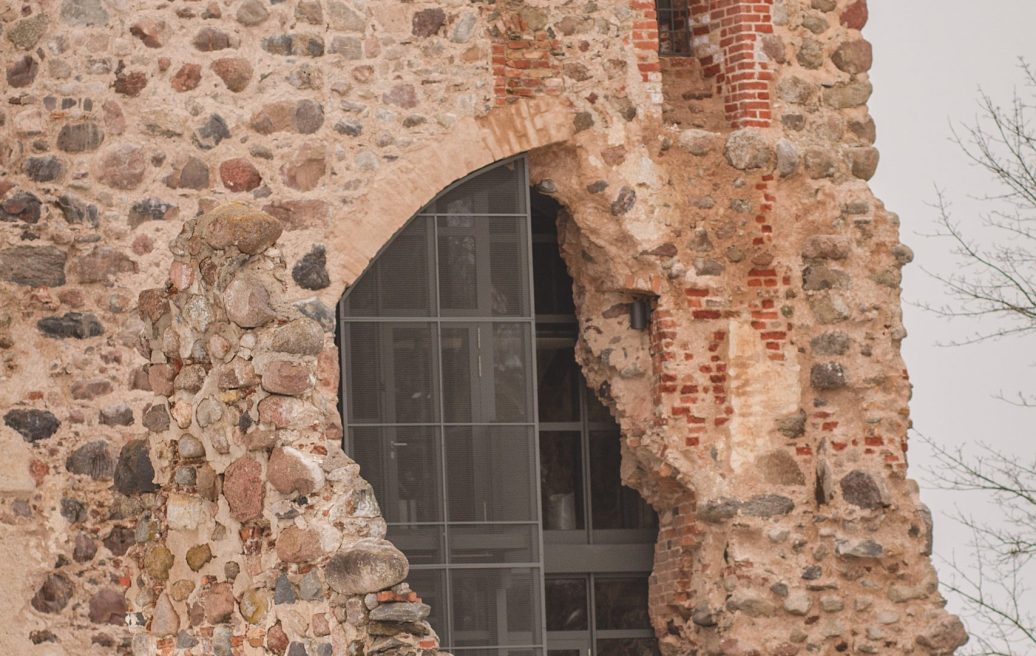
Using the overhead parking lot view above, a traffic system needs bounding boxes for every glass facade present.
[340,157,658,656]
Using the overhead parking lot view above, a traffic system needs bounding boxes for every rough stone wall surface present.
[0,0,967,655]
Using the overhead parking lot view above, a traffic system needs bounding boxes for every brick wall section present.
[491,13,563,105]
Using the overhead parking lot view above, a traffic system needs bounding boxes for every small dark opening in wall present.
[656,0,692,56]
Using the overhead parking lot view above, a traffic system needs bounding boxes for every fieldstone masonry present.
[0,0,967,655]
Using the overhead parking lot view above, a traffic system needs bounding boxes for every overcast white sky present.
[868,0,1036,624]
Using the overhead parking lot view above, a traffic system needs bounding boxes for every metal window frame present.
[655,0,693,57]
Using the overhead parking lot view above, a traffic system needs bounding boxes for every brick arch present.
[322,97,578,298]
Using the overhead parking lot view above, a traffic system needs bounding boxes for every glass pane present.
[593,578,651,631]
[589,432,657,531]
[537,343,580,423]
[539,431,584,531]
[450,568,541,648]
[439,219,480,313]
[596,639,659,656]
[408,569,448,642]
[454,650,542,656]
[585,387,613,425]
[449,524,539,564]
[532,241,575,317]
[347,323,438,424]
[385,525,445,565]
[488,216,528,317]
[345,217,434,317]
[489,323,533,422]
[446,426,535,522]
[435,160,526,215]
[351,425,442,523]
[442,324,533,424]
[545,577,588,631]
[439,216,529,318]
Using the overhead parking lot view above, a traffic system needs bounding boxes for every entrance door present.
[339,157,659,656]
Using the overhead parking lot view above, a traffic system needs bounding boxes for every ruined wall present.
[0,0,968,654]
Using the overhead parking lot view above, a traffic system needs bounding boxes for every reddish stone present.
[130,19,166,47]
[223,456,265,522]
[171,63,202,92]
[280,143,326,191]
[276,526,324,563]
[267,623,289,655]
[211,57,253,92]
[138,288,169,322]
[840,0,868,29]
[201,204,283,254]
[73,245,138,284]
[193,27,230,51]
[97,144,146,190]
[202,582,236,624]
[262,360,311,396]
[148,363,177,396]
[114,68,148,97]
[383,84,418,109]
[219,158,262,192]
[261,199,330,230]
[88,588,127,625]
[267,447,324,496]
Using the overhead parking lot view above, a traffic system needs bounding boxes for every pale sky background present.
[868,0,1036,628]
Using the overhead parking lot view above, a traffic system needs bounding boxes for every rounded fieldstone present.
[97,144,146,190]
[295,100,324,134]
[224,277,275,328]
[178,435,206,459]
[832,39,873,74]
[223,456,265,522]
[193,114,230,150]
[822,80,873,109]
[89,588,128,624]
[383,84,418,109]
[810,362,847,390]
[795,38,824,69]
[24,155,64,182]
[211,58,253,92]
[99,404,133,426]
[103,525,135,556]
[740,494,795,517]
[153,594,180,637]
[237,0,269,25]
[4,408,60,442]
[145,544,175,580]
[219,158,262,192]
[724,129,774,170]
[61,0,109,25]
[6,55,39,87]
[66,441,115,480]
[0,191,42,223]
[193,27,230,51]
[240,588,268,624]
[32,573,74,614]
[840,470,885,509]
[203,582,236,624]
[114,439,158,495]
[270,318,324,356]
[262,361,312,396]
[276,526,324,563]
[325,539,409,595]
[186,543,212,571]
[0,245,67,287]
[171,63,202,92]
[57,122,104,152]
[73,532,98,562]
[267,447,325,496]
[412,7,445,37]
[7,13,48,50]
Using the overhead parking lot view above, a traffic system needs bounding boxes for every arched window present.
[339,157,658,656]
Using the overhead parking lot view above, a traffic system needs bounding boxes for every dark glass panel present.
[450,568,541,647]
[351,425,442,523]
[435,160,526,215]
[345,217,434,317]
[539,431,584,531]
[584,387,614,425]
[441,325,476,422]
[532,241,576,317]
[446,426,535,522]
[545,577,588,631]
[589,432,657,531]
[385,525,445,566]
[487,216,528,317]
[442,324,533,424]
[408,569,448,642]
[449,524,539,564]
[596,639,659,656]
[593,578,651,631]
[537,343,580,423]
[489,323,533,422]
[346,323,438,424]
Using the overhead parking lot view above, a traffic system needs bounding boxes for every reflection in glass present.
[594,578,651,630]
[351,426,441,523]
[345,217,435,317]
[539,432,584,530]
[537,344,580,423]
[449,524,539,564]
[545,578,588,631]
[441,324,532,424]
[596,639,660,656]
[347,323,437,424]
[589,432,657,531]
[446,426,535,522]
[451,568,541,648]
[385,525,444,565]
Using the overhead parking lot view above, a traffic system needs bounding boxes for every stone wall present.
[0,0,967,654]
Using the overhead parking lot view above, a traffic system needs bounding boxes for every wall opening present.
[337,157,659,656]
[656,0,693,56]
